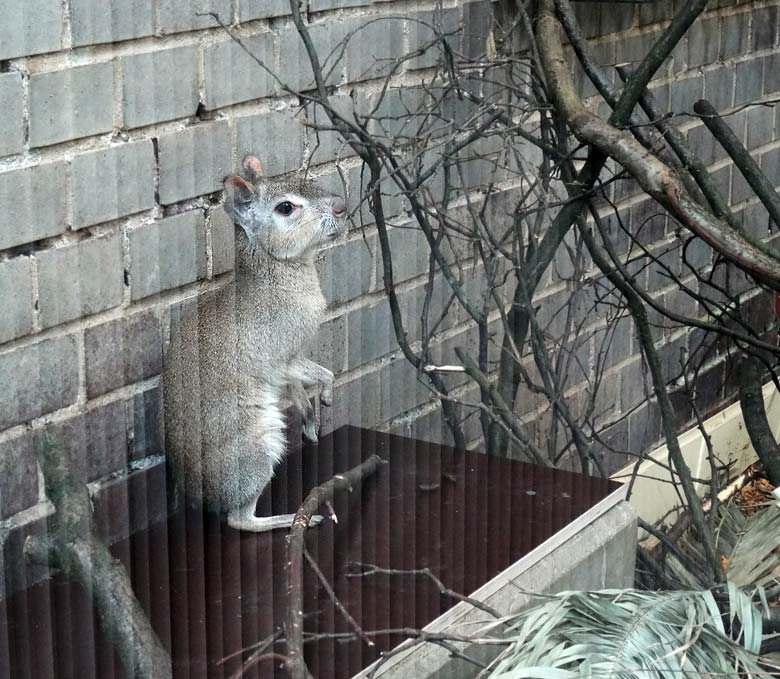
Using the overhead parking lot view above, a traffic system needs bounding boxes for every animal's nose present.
[331,198,347,219]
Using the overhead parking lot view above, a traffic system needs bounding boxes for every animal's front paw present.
[320,370,334,406]
[302,415,319,443]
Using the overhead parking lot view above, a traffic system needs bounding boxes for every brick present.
[70,0,154,46]
[85,310,162,398]
[637,0,677,26]
[0,73,24,158]
[122,46,199,128]
[277,22,346,91]
[203,33,275,110]
[405,9,460,72]
[751,6,778,52]
[0,162,68,250]
[627,401,662,454]
[461,1,494,59]
[686,16,720,69]
[37,235,124,328]
[208,205,235,276]
[311,0,372,10]
[347,299,395,368]
[126,386,163,459]
[0,432,39,519]
[304,315,346,375]
[735,58,763,106]
[720,11,750,60]
[157,0,231,35]
[686,124,726,166]
[72,141,156,228]
[669,73,703,114]
[158,121,231,204]
[317,234,374,307]
[320,370,381,435]
[375,225,429,285]
[703,65,733,113]
[29,63,114,148]
[235,112,305,176]
[0,257,34,344]
[0,335,79,429]
[379,355,431,423]
[764,52,780,95]
[0,0,63,60]
[746,105,774,150]
[128,211,207,300]
[238,0,290,21]
[305,93,359,165]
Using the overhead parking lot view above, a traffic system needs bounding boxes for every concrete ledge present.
[355,492,637,679]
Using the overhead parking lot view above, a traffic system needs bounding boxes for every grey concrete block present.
[72,141,156,228]
[157,0,231,35]
[376,225,429,286]
[320,370,381,435]
[669,73,703,114]
[235,113,305,176]
[304,314,346,375]
[158,121,231,204]
[405,9,460,72]
[0,432,39,519]
[0,335,79,429]
[128,211,207,300]
[735,57,763,106]
[122,46,199,129]
[379,355,432,423]
[751,6,778,52]
[746,105,774,150]
[317,235,374,307]
[70,0,154,46]
[310,0,372,12]
[720,11,750,60]
[764,52,780,95]
[39,399,127,482]
[0,162,68,250]
[347,299,395,368]
[238,0,290,21]
[305,93,359,165]
[686,124,725,166]
[277,22,346,91]
[85,309,162,398]
[126,386,163,459]
[637,0,676,26]
[703,65,733,113]
[36,234,124,328]
[0,0,63,60]
[209,205,235,276]
[29,63,114,148]
[0,256,34,345]
[0,73,24,158]
[686,16,720,69]
[203,33,275,110]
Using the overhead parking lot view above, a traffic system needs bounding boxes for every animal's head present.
[224,155,347,261]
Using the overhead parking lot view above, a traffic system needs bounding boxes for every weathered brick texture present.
[0,0,777,543]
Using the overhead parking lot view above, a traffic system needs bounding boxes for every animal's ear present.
[223,175,255,204]
[242,155,264,182]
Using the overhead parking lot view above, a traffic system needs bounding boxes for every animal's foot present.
[227,510,324,532]
[302,415,319,443]
[320,379,334,407]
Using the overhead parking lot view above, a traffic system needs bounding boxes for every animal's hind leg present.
[226,494,322,532]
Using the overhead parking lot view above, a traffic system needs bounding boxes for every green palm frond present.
[485,587,774,679]
[664,502,780,591]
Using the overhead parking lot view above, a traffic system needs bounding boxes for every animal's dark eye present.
[274,201,295,216]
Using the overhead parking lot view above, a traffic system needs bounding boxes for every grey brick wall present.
[0,0,777,545]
